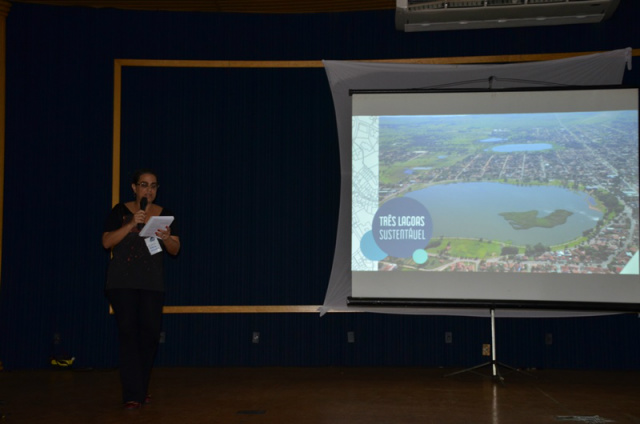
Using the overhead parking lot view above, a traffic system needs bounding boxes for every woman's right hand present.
[132,209,146,228]
[103,205,147,249]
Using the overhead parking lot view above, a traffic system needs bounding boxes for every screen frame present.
[348,85,640,312]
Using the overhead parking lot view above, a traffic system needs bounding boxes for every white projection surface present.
[351,87,640,310]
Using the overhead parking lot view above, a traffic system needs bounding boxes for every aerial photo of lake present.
[405,182,602,246]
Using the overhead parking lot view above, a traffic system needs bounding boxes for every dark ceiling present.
[8,0,396,13]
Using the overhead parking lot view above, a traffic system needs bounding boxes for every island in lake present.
[499,209,573,230]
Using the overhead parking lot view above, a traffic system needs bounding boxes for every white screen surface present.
[351,88,640,308]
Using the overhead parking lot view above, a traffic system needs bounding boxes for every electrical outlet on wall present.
[482,344,491,356]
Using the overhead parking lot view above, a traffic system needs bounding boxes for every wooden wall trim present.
[114,49,639,69]
[163,305,328,313]
[0,0,10,290]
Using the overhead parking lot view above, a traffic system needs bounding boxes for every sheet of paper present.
[139,216,174,238]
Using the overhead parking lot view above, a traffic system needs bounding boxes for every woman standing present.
[102,169,180,410]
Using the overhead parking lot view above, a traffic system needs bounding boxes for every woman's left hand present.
[156,226,171,241]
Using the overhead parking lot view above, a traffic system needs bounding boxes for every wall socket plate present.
[482,344,491,356]
[347,331,355,343]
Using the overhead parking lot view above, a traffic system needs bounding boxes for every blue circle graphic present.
[413,249,428,264]
[360,230,388,261]
[372,197,433,259]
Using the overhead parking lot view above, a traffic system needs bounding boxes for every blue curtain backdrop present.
[0,1,639,369]
[120,66,340,307]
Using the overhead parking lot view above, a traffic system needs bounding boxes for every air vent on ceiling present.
[396,0,621,32]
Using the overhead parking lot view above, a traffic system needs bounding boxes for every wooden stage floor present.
[0,366,639,423]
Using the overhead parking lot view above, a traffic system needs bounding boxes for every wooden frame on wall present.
[110,50,640,314]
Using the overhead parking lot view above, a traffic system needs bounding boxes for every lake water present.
[404,182,602,246]
[491,143,553,153]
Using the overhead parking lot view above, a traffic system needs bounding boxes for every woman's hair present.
[131,168,158,184]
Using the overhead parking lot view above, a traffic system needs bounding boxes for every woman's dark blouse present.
[104,203,178,291]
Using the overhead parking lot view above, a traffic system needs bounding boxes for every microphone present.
[138,197,148,230]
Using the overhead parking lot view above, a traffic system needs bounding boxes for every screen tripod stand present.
[445,308,529,383]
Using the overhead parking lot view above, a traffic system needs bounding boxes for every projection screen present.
[349,86,640,311]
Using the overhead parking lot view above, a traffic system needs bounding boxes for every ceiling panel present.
[9,0,395,13]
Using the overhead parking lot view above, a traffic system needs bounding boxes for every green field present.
[426,238,504,259]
